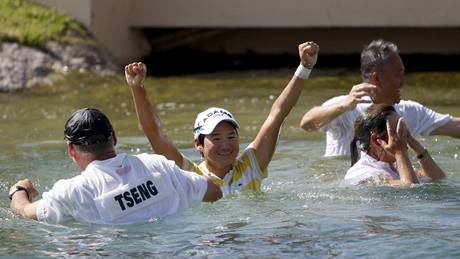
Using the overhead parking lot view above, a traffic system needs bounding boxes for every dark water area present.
[143,49,460,76]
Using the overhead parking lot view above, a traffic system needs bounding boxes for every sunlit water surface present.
[1,70,459,258]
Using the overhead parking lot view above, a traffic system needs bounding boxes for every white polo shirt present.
[322,96,452,157]
[344,152,400,185]
[36,153,208,225]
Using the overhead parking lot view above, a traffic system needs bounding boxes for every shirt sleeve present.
[321,96,355,136]
[36,179,75,224]
[321,96,360,156]
[242,145,268,179]
[398,101,452,137]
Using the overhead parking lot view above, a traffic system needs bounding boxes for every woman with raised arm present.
[345,104,446,186]
[125,41,319,196]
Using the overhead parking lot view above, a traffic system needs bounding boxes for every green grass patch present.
[0,0,93,46]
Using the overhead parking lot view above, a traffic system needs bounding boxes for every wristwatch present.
[8,185,29,200]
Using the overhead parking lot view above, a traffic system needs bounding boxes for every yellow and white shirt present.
[182,147,267,196]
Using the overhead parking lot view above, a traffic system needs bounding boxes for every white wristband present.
[294,64,312,80]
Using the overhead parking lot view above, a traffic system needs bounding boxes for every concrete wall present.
[131,0,460,27]
[34,0,150,63]
[34,0,92,26]
[89,0,150,63]
[34,0,460,63]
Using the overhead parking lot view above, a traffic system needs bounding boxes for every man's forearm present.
[300,103,349,131]
[431,117,460,138]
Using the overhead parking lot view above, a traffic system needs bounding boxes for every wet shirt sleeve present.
[397,100,452,137]
[321,96,359,156]
[241,146,267,179]
[36,179,75,224]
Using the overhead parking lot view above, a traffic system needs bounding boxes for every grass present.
[0,0,93,46]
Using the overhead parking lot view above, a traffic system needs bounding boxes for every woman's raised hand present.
[381,117,409,155]
[298,41,319,69]
[125,62,147,87]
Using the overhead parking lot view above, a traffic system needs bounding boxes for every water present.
[1,69,460,258]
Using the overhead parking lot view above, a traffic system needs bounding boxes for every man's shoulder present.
[131,153,168,163]
[46,174,90,198]
[394,99,428,114]
[130,153,179,174]
[396,99,424,107]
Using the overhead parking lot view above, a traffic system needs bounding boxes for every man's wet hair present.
[360,39,399,82]
[64,108,114,155]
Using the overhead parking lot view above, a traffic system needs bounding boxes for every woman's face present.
[201,121,240,170]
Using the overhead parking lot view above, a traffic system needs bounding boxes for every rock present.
[0,43,53,91]
[45,41,118,76]
[0,41,119,91]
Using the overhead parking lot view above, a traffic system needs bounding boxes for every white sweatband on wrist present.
[294,64,312,80]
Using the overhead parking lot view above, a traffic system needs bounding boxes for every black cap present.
[64,108,113,145]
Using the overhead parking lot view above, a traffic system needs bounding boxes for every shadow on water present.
[0,69,460,257]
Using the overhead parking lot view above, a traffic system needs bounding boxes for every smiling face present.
[373,52,406,104]
[198,121,240,175]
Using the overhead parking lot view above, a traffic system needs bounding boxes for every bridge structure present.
[35,0,460,64]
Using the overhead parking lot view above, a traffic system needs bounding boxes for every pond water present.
[1,69,459,258]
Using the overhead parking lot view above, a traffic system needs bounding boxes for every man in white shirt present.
[300,39,460,157]
[9,108,222,224]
